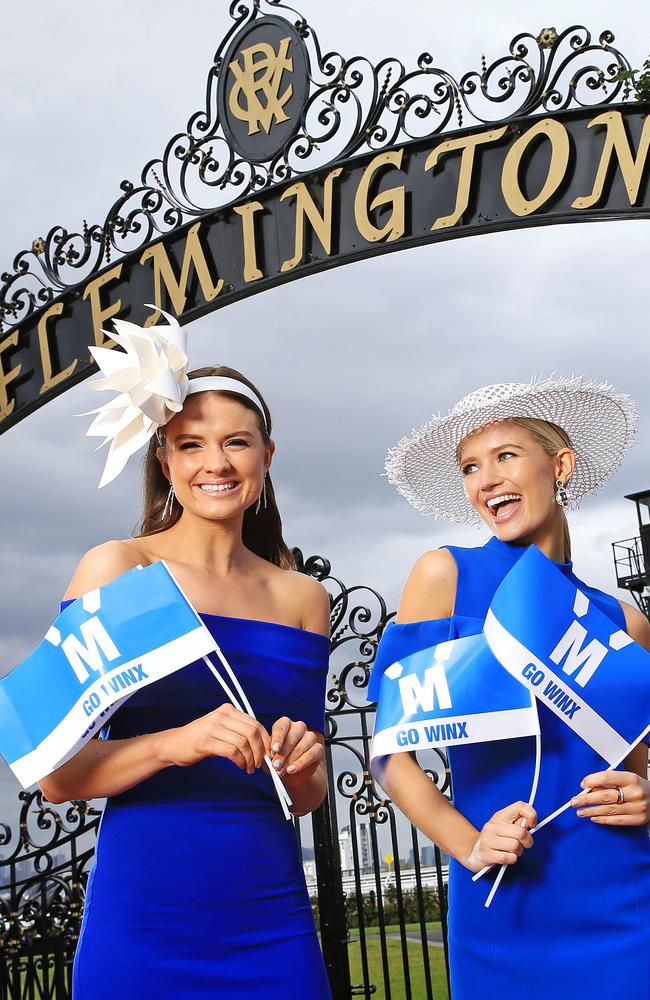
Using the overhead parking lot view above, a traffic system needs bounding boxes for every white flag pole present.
[471,701,541,903]
[203,653,293,820]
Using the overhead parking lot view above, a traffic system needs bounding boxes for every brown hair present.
[138,365,295,569]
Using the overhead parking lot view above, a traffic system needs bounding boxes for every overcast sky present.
[1,0,649,822]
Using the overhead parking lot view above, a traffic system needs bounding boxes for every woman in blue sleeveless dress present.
[39,312,331,998]
[372,376,650,999]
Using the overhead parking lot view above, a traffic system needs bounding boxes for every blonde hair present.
[459,417,575,561]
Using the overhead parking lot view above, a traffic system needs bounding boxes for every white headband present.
[83,306,268,488]
[186,377,267,430]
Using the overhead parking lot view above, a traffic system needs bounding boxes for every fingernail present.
[580,780,586,788]
[273,759,283,770]
[272,742,281,753]
[571,797,579,806]
[287,765,297,774]
[576,809,584,817]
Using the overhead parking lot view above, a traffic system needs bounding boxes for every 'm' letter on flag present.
[371,631,539,762]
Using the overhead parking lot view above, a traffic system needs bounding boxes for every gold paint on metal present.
[228,37,294,137]
[501,118,570,216]
[426,126,508,229]
[354,149,406,243]
[572,110,650,209]
[280,167,344,272]
[233,200,265,281]
[0,330,22,421]
[537,27,558,48]
[38,301,78,395]
[140,221,224,326]
[82,263,123,349]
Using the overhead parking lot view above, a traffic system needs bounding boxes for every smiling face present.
[157,392,272,525]
[457,419,575,552]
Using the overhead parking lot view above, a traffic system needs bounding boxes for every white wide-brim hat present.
[385,375,639,525]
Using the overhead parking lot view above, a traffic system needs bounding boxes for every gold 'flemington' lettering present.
[501,118,571,217]
[280,167,343,272]
[233,201,265,281]
[572,110,650,209]
[426,126,508,229]
[354,149,406,243]
[82,263,123,349]
[140,221,224,326]
[0,331,21,421]
[38,302,78,395]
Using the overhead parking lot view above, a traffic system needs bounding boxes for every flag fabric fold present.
[370,628,539,763]
[484,546,650,768]
[0,562,217,787]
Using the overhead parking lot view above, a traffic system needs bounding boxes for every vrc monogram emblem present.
[228,37,294,136]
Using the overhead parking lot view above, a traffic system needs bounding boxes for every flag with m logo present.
[370,625,539,762]
[484,545,650,766]
[0,563,217,787]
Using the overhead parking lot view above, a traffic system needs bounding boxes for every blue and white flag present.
[0,562,217,787]
[484,546,650,766]
[371,632,539,761]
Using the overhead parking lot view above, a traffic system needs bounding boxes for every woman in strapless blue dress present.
[39,350,332,998]
[373,377,650,999]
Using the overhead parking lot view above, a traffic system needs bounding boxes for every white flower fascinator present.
[83,307,268,488]
[84,308,189,488]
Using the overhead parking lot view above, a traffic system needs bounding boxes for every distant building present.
[358,822,371,871]
[302,860,316,891]
[421,845,436,867]
[339,825,354,873]
[339,822,372,874]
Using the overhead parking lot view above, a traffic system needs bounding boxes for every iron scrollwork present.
[0,789,100,997]
[0,5,632,334]
[294,548,451,998]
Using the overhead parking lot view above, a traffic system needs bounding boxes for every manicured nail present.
[273,759,283,770]
[571,797,579,806]
[272,742,281,753]
[287,765,297,774]
[580,780,586,788]
[576,809,584,817]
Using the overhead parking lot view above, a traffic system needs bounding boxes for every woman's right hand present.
[164,704,270,774]
[465,801,537,873]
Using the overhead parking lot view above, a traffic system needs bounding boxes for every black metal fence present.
[0,553,451,999]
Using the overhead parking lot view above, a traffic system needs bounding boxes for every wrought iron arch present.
[0,2,647,433]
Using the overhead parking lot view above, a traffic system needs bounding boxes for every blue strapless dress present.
[67,612,332,999]
[371,537,650,1000]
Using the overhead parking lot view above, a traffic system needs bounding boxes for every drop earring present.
[162,482,175,519]
[255,474,267,515]
[555,479,571,508]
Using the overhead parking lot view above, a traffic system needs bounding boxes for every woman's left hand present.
[269,717,324,785]
[572,770,650,826]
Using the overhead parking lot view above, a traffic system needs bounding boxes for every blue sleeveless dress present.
[371,537,650,999]
[66,611,332,999]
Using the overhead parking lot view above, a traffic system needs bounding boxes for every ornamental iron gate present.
[0,552,451,1000]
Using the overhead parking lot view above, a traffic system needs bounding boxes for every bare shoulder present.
[275,568,330,637]
[619,598,650,651]
[397,548,458,624]
[64,539,148,599]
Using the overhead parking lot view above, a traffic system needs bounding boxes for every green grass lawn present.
[368,920,442,935]
[347,931,449,1000]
